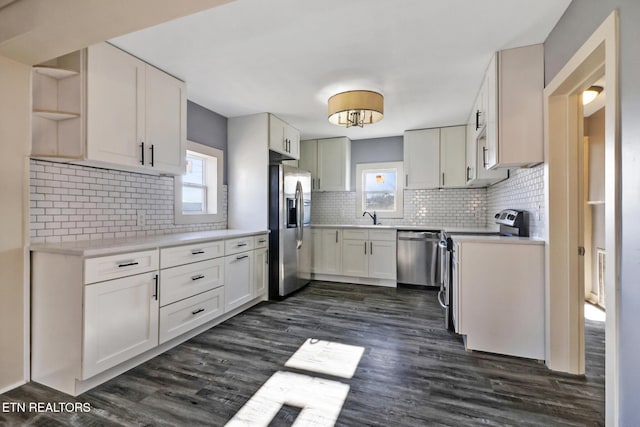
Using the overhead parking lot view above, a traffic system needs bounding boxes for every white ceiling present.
[111,0,572,140]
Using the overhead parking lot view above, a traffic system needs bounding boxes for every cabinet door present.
[83,271,159,379]
[268,114,287,155]
[465,121,477,184]
[253,247,268,298]
[403,128,440,189]
[86,43,144,168]
[299,140,318,190]
[320,229,343,275]
[484,54,499,169]
[440,126,467,188]
[145,65,186,175]
[368,240,397,280]
[342,239,368,277]
[225,251,254,312]
[285,124,300,160]
[317,137,350,191]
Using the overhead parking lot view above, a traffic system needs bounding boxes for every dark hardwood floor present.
[1,282,605,426]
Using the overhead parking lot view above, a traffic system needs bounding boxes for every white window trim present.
[355,161,404,219]
[174,140,224,225]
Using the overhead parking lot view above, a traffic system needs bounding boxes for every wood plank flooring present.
[1,281,604,426]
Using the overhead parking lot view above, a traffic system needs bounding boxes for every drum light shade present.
[328,90,384,127]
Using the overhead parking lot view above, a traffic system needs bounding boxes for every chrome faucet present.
[363,211,378,225]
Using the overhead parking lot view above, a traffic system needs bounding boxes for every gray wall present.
[545,1,640,424]
[187,100,228,184]
[350,136,403,191]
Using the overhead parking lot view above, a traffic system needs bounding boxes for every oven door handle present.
[437,289,447,309]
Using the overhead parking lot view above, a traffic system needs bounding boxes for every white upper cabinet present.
[483,44,544,169]
[32,42,186,175]
[299,137,351,191]
[317,137,351,191]
[403,128,440,189]
[87,42,145,169]
[439,126,467,188]
[145,64,187,175]
[298,139,318,189]
[466,95,508,187]
[404,127,466,189]
[87,43,186,175]
[269,114,300,160]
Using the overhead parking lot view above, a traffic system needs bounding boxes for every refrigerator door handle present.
[295,180,303,249]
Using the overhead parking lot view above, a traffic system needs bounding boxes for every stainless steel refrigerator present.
[268,165,312,298]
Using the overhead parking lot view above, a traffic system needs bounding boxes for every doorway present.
[543,10,619,425]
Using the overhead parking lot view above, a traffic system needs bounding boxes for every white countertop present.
[30,229,269,257]
[450,235,545,245]
[311,224,500,234]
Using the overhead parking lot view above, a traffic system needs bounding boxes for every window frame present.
[355,161,404,219]
[174,140,224,225]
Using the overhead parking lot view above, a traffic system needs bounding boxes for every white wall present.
[0,54,30,391]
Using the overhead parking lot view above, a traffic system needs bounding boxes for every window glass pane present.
[362,170,396,211]
[364,171,395,191]
[184,153,205,185]
[182,186,206,213]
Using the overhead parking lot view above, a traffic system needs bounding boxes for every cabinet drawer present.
[225,236,254,255]
[160,258,224,306]
[369,229,397,241]
[159,287,224,344]
[161,240,224,269]
[84,250,158,284]
[254,234,269,249]
[342,229,369,240]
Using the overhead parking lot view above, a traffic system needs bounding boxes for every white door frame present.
[543,10,619,425]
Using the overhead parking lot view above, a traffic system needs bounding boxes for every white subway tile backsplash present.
[311,188,488,227]
[486,165,545,238]
[29,160,227,244]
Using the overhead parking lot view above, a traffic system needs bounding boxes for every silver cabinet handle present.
[258,239,266,243]
[191,250,204,255]
[335,230,338,243]
[236,242,248,247]
[192,308,205,315]
[118,261,139,268]
[370,241,373,254]
[149,144,155,167]
[364,241,367,254]
[236,255,249,260]
[140,142,145,165]
[442,172,445,186]
[405,174,408,187]
[191,274,205,281]
[483,147,488,168]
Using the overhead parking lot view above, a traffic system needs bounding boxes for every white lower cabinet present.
[159,287,224,344]
[31,231,268,396]
[313,227,396,283]
[455,239,544,359]
[83,271,159,379]
[254,247,268,298]
[312,228,343,275]
[225,250,254,311]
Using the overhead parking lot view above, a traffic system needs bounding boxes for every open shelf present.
[33,65,79,80]
[33,109,80,121]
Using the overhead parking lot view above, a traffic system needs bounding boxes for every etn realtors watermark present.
[2,401,91,413]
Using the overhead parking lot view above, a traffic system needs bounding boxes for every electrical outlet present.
[136,210,146,227]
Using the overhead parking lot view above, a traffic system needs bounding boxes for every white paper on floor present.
[224,371,350,427]
[284,338,365,379]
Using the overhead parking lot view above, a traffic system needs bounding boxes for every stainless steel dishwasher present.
[397,230,440,286]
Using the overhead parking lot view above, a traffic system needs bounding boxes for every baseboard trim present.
[311,273,396,288]
[0,380,26,394]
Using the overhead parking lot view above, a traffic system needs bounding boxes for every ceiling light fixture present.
[328,90,384,128]
[582,85,603,105]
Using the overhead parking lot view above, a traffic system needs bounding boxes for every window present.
[174,141,223,224]
[355,161,404,219]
